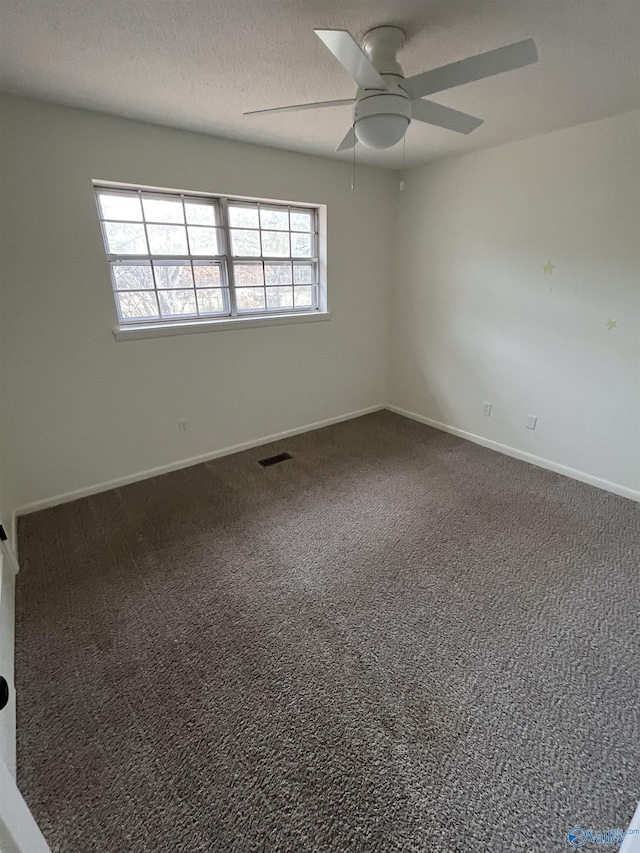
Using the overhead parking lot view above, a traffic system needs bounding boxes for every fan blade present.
[336,126,356,152]
[404,39,538,100]
[244,98,354,116]
[411,99,484,134]
[315,29,389,91]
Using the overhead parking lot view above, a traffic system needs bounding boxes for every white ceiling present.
[0,1,638,169]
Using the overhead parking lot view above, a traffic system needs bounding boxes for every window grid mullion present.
[262,260,267,313]
[107,254,229,262]
[180,194,193,257]
[224,256,318,263]
[179,193,202,319]
[219,197,238,318]
[138,189,161,317]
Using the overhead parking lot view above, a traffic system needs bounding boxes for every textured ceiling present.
[0,0,638,169]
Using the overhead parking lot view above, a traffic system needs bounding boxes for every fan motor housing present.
[353,27,411,149]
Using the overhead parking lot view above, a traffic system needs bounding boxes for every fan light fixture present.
[355,114,410,149]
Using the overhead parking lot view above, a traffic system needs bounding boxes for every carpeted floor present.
[15,411,640,852]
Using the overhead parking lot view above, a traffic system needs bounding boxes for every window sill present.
[113,310,331,341]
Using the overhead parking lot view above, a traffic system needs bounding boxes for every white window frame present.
[93,181,328,340]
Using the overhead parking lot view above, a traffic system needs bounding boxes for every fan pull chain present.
[351,124,356,190]
[398,133,406,191]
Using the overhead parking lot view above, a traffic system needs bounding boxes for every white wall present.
[0,548,17,775]
[0,95,396,542]
[390,111,640,497]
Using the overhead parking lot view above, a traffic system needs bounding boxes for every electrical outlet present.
[399,180,405,191]
[482,402,492,417]
[526,415,537,430]
[178,418,189,435]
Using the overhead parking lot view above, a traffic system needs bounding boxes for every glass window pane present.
[230,229,261,257]
[153,262,193,289]
[260,207,289,231]
[99,193,143,222]
[290,209,313,232]
[264,263,292,285]
[236,287,265,312]
[142,196,184,224]
[104,222,148,255]
[158,290,197,317]
[293,263,313,284]
[294,285,315,308]
[261,231,290,257]
[266,286,294,310]
[193,263,222,287]
[291,232,312,258]
[197,289,226,315]
[229,205,259,228]
[147,224,188,255]
[185,201,217,225]
[117,291,159,320]
[188,226,221,255]
[234,263,263,286]
[112,262,154,290]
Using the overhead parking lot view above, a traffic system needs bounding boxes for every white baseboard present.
[386,405,640,503]
[12,405,386,545]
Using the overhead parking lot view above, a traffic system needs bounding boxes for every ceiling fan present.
[244,27,538,151]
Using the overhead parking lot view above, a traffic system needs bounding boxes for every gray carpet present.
[15,411,640,852]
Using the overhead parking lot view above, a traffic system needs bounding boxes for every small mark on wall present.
[542,260,555,275]
[606,318,617,331]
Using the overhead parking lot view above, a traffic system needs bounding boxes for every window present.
[94,183,324,334]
